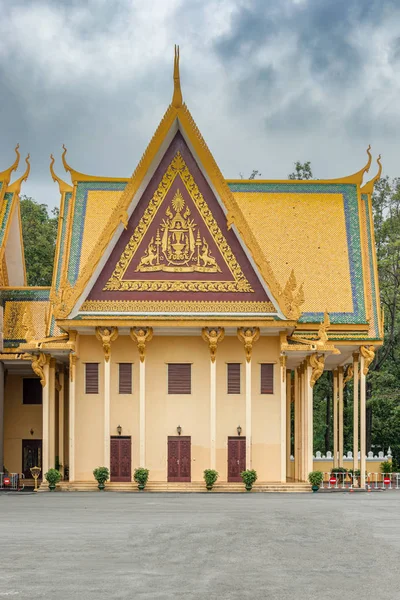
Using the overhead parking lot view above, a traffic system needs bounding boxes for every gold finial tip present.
[172,44,182,108]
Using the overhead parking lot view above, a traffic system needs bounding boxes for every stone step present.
[58,481,311,493]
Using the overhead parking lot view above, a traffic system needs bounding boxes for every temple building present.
[0,49,383,490]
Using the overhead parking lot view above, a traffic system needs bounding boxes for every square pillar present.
[333,369,338,468]
[294,368,300,482]
[338,367,344,468]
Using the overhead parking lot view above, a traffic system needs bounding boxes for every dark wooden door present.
[168,436,191,482]
[227,437,246,482]
[22,440,42,478]
[110,437,131,482]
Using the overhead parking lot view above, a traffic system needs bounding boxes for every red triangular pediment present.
[83,133,275,313]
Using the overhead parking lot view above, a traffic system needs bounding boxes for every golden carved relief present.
[201,327,224,363]
[136,190,221,274]
[279,354,287,381]
[22,352,49,387]
[95,327,118,362]
[104,152,253,294]
[69,353,77,382]
[130,327,153,362]
[237,327,260,363]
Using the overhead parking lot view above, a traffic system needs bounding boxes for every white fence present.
[320,472,400,490]
[0,473,25,491]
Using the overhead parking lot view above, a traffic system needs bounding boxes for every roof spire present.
[361,154,383,195]
[172,45,182,108]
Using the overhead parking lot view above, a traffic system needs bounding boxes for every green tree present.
[288,161,313,180]
[20,196,59,286]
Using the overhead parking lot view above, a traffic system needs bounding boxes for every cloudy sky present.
[0,0,399,209]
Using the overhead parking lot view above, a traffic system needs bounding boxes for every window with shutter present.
[119,363,132,394]
[168,364,191,394]
[23,378,42,404]
[227,363,241,394]
[260,363,274,394]
[85,363,99,394]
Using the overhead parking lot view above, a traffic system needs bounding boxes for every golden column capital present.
[201,327,224,363]
[130,327,153,363]
[237,327,260,363]
[96,327,118,362]
[352,351,359,362]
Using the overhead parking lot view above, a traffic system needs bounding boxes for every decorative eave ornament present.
[22,352,49,387]
[309,353,325,388]
[343,363,354,388]
[49,154,73,193]
[7,154,30,195]
[0,144,20,187]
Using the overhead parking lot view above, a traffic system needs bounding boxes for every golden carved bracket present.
[22,352,50,387]
[130,327,153,362]
[69,353,77,382]
[237,327,260,363]
[343,364,354,388]
[201,327,225,363]
[96,327,118,362]
[309,353,325,388]
[360,345,375,375]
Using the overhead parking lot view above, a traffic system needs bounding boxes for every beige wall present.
[73,333,282,482]
[4,374,42,473]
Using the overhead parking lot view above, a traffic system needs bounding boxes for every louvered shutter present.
[119,363,132,394]
[227,363,241,394]
[85,363,99,394]
[260,363,274,394]
[168,364,191,394]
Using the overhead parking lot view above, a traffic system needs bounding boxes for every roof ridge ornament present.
[361,154,383,195]
[50,153,73,193]
[7,154,30,194]
[0,144,20,184]
[172,44,183,108]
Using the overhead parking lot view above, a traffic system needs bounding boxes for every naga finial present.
[50,153,73,193]
[360,153,383,195]
[7,153,30,194]
[172,45,183,108]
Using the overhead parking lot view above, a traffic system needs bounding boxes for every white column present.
[294,368,300,482]
[58,369,65,477]
[301,365,307,481]
[306,361,313,477]
[245,360,252,469]
[338,367,344,468]
[360,354,366,489]
[139,359,146,467]
[210,359,216,470]
[0,362,4,472]
[48,359,56,470]
[42,359,50,477]
[280,362,287,483]
[69,356,76,482]
[333,369,338,468]
[286,370,291,480]
[353,353,359,474]
[104,358,111,470]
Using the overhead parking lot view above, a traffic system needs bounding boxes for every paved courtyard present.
[0,491,399,599]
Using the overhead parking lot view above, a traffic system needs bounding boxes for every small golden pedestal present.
[30,466,41,492]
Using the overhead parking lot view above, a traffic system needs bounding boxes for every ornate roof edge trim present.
[0,144,20,184]
[7,154,30,194]
[226,145,373,186]
[61,144,129,183]
[50,154,73,193]
[360,155,382,195]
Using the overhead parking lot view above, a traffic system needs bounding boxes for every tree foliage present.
[288,161,313,180]
[20,196,59,286]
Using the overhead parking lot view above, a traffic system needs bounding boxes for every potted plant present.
[44,468,62,491]
[241,469,257,492]
[134,467,149,491]
[93,466,109,490]
[203,469,218,491]
[308,471,324,492]
[380,461,393,474]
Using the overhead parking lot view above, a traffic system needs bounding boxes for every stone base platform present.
[55,481,311,493]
